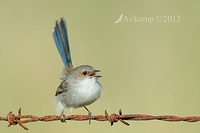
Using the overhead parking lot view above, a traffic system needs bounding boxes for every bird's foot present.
[86,111,92,125]
[60,110,66,123]
[84,106,92,124]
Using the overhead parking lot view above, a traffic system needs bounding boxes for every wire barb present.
[1,108,200,130]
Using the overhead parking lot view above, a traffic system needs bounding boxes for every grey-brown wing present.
[55,80,68,96]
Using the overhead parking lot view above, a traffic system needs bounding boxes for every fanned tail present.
[53,18,73,68]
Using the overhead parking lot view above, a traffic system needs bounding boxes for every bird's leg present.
[60,109,66,123]
[84,106,92,124]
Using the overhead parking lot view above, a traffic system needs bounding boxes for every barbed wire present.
[1,108,200,130]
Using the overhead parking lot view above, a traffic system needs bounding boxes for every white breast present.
[55,78,102,113]
[77,78,102,102]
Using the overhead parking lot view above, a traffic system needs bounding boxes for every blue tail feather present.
[53,29,67,66]
[53,18,72,67]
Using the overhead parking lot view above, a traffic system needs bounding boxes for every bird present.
[52,18,102,124]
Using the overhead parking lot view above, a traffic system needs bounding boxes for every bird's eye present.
[82,71,87,75]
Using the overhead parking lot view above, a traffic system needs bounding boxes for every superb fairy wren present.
[52,18,102,123]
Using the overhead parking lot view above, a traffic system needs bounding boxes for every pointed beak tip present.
[90,70,102,78]
[92,75,102,78]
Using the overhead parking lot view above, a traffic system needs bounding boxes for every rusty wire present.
[1,108,200,130]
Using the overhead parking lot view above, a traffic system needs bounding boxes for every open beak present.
[90,70,102,78]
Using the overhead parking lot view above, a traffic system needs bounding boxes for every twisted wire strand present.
[1,108,200,130]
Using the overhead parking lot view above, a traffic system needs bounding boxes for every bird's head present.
[71,65,101,80]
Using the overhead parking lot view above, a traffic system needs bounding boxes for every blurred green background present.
[0,0,200,132]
